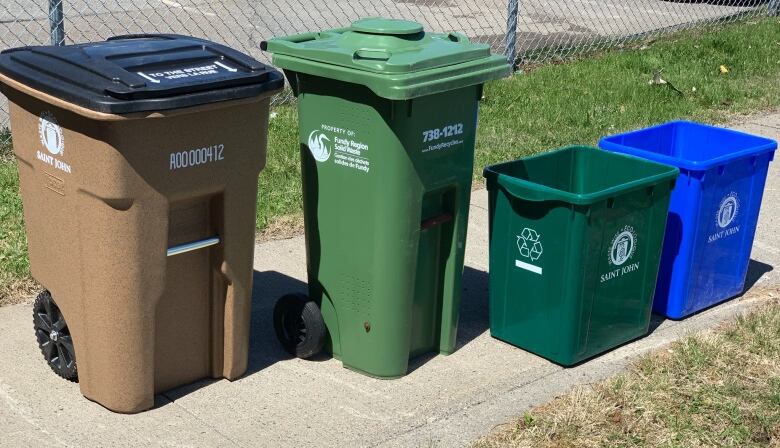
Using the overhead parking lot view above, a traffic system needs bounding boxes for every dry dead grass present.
[475,287,780,448]
[257,213,305,243]
[0,276,39,307]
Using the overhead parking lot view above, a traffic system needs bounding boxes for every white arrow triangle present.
[137,72,161,84]
[215,61,238,73]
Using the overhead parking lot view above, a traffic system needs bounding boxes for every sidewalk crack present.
[160,392,247,448]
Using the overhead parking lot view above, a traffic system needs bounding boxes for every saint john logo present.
[38,111,64,156]
[307,130,331,162]
[609,226,637,266]
[601,225,640,283]
[716,192,739,229]
[515,227,543,275]
[708,192,741,243]
[36,111,71,175]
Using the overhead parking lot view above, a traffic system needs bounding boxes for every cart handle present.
[167,236,220,257]
[421,213,453,230]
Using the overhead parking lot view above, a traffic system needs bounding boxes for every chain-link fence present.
[0,0,777,133]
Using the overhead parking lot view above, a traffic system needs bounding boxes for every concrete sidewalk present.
[1,113,779,448]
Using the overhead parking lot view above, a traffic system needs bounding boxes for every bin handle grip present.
[260,32,318,50]
[421,213,453,230]
[260,28,352,51]
[167,236,220,257]
[495,173,572,203]
[446,32,469,43]
[353,49,392,62]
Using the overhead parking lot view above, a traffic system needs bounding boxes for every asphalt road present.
[0,0,761,125]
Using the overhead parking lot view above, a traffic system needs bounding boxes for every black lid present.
[0,34,284,114]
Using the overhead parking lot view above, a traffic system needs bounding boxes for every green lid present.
[262,17,510,99]
[350,18,423,35]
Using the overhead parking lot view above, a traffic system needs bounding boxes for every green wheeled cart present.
[263,18,509,377]
[484,146,679,366]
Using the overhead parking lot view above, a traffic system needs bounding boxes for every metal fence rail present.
[0,0,775,132]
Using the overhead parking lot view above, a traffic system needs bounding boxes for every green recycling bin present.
[484,146,679,366]
[263,18,509,377]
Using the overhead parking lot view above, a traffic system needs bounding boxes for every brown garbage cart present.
[0,34,283,413]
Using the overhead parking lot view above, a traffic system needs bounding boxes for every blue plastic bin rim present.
[599,120,778,172]
[483,145,679,206]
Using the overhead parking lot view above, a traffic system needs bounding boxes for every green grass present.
[475,18,780,170]
[0,129,34,303]
[1,18,780,300]
[254,17,780,231]
[474,292,780,447]
[256,105,301,230]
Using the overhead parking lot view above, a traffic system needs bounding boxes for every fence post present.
[770,0,780,17]
[49,0,65,46]
[504,0,519,72]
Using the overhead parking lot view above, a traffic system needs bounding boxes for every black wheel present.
[273,293,326,359]
[33,291,77,382]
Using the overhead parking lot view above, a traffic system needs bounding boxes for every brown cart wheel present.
[33,291,77,382]
[273,293,326,359]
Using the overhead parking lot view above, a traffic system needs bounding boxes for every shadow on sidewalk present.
[245,270,308,375]
[163,270,305,401]
[246,265,493,377]
[408,265,491,373]
[647,258,773,334]
[165,258,773,401]
[742,258,773,294]
[454,266,491,349]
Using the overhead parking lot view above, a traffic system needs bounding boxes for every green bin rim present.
[483,145,680,206]
[267,52,509,100]
[260,19,510,99]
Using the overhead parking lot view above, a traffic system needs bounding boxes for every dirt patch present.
[0,277,39,307]
[257,213,305,243]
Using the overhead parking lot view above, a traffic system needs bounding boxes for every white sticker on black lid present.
[136,60,238,85]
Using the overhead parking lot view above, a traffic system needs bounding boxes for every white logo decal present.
[708,192,741,243]
[517,228,543,261]
[38,111,64,156]
[716,192,739,229]
[601,225,640,282]
[308,130,331,163]
[515,227,543,275]
[609,226,637,266]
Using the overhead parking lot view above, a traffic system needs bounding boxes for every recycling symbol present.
[516,228,543,262]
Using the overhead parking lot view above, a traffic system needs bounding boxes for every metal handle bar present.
[167,236,220,257]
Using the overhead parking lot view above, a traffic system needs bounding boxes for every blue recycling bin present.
[600,121,777,319]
